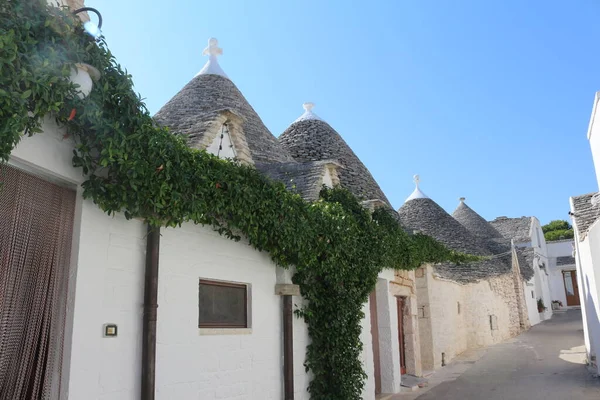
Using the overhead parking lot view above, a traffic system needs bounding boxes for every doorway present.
[397,297,407,375]
[562,270,581,306]
[369,290,382,394]
[0,164,76,399]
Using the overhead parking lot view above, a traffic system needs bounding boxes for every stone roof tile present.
[452,200,503,239]
[397,198,491,256]
[256,161,331,201]
[489,216,532,243]
[516,247,535,281]
[154,74,295,164]
[571,192,600,241]
[278,117,391,206]
[556,256,576,266]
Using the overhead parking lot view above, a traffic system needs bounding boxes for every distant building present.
[397,182,531,371]
[489,216,554,325]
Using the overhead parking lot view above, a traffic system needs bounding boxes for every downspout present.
[283,295,294,400]
[141,225,160,400]
[276,283,299,400]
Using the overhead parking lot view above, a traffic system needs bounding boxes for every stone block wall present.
[417,264,526,371]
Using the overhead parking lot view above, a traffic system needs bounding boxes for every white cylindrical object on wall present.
[69,66,93,99]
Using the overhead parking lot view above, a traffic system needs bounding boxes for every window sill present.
[199,328,252,336]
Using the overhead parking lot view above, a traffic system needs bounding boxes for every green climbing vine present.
[0,2,478,399]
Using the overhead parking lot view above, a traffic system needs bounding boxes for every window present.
[199,279,248,328]
[489,315,498,331]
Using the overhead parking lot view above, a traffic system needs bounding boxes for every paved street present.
[395,309,600,400]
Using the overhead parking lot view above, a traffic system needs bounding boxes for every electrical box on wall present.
[103,323,118,337]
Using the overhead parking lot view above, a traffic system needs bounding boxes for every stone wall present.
[417,264,525,371]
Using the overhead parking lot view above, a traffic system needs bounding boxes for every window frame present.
[198,279,249,329]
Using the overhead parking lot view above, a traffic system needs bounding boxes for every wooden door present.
[397,297,407,375]
[369,290,382,394]
[563,270,581,306]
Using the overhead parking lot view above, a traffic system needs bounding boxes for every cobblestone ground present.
[393,309,600,400]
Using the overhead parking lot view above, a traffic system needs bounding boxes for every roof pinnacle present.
[196,37,228,78]
[293,102,323,123]
[405,174,429,202]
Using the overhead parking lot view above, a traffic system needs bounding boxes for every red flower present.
[68,108,76,121]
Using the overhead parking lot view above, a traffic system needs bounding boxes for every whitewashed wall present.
[157,225,282,400]
[575,224,600,375]
[523,280,541,326]
[587,92,600,188]
[10,118,147,400]
[8,117,401,399]
[547,240,576,307]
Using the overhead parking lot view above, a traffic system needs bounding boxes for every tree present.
[542,220,574,241]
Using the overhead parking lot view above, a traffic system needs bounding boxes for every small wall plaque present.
[103,324,118,337]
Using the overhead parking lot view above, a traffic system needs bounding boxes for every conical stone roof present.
[278,103,391,205]
[154,39,295,164]
[398,197,491,256]
[452,198,503,239]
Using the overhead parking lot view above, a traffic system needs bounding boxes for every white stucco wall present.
[8,117,401,399]
[576,223,600,374]
[10,118,148,400]
[361,301,376,400]
[587,92,600,188]
[375,270,401,393]
[547,240,576,307]
[157,225,282,400]
[524,280,541,326]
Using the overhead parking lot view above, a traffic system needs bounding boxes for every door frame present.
[562,269,580,306]
[396,296,407,375]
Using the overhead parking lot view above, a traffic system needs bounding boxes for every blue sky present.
[93,0,600,224]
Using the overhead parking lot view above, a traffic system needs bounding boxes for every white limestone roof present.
[405,175,429,202]
[293,102,323,123]
[195,38,228,78]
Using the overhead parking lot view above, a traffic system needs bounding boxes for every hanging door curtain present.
[0,164,75,400]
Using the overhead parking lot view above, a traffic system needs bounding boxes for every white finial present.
[405,174,429,202]
[294,102,323,123]
[196,37,228,78]
[202,38,223,57]
[459,197,466,203]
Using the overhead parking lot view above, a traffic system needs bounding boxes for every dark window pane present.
[199,280,247,328]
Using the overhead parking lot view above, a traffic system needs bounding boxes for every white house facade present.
[569,91,600,375]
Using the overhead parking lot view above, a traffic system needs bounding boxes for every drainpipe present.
[141,225,160,400]
[283,295,294,400]
[276,283,299,400]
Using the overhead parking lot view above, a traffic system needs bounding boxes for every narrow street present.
[397,309,600,400]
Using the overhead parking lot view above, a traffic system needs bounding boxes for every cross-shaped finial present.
[203,38,223,57]
[413,174,420,187]
[303,102,315,112]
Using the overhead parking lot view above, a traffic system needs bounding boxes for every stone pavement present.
[391,309,600,400]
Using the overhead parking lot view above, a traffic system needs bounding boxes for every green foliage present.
[544,229,574,241]
[542,220,574,241]
[0,2,475,398]
[542,220,571,233]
